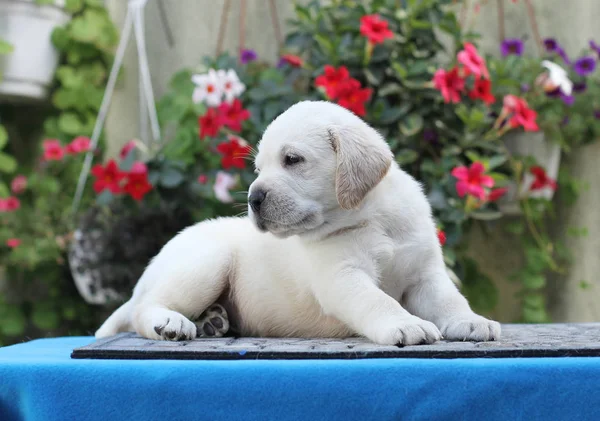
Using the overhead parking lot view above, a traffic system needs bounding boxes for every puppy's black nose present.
[249,190,267,213]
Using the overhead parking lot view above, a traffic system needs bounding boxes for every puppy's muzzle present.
[249,189,267,213]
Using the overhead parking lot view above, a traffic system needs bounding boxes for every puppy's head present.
[249,101,393,238]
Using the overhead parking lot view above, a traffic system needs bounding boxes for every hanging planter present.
[497,131,561,215]
[0,0,70,102]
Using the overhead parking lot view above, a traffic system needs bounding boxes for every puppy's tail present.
[95,300,133,338]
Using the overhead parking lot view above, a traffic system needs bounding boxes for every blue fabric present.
[1,337,599,421]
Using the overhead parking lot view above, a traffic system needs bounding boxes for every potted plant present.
[0,0,73,101]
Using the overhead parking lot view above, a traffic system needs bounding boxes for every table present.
[1,326,600,421]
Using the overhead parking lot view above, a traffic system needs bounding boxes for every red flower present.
[10,175,27,195]
[530,166,557,191]
[281,54,303,67]
[91,160,126,194]
[433,67,465,103]
[65,136,91,154]
[360,14,394,45]
[120,140,137,159]
[218,99,251,132]
[0,196,21,212]
[336,78,372,116]
[6,238,21,248]
[197,174,208,184]
[468,79,495,105]
[123,173,153,201]
[42,139,65,161]
[457,42,489,79]
[437,229,447,246]
[315,65,351,99]
[199,108,224,139]
[451,162,495,200]
[502,95,538,131]
[216,136,252,169]
[487,187,509,202]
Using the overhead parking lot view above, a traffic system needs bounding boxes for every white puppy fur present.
[96,101,500,345]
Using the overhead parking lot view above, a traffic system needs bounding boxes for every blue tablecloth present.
[1,337,599,421]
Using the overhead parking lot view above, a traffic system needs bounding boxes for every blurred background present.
[0,0,598,346]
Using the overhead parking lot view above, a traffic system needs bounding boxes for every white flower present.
[540,60,573,95]
[218,69,246,103]
[213,171,237,203]
[191,68,223,107]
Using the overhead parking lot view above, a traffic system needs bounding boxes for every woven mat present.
[71,323,600,360]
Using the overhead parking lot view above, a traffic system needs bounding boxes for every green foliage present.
[0,1,118,345]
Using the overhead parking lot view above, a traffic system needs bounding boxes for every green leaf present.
[379,104,410,124]
[0,125,7,148]
[396,149,418,165]
[32,307,60,331]
[391,62,408,79]
[0,152,17,174]
[0,40,14,55]
[399,114,424,136]
[470,210,503,221]
[58,113,83,135]
[160,167,185,188]
[0,182,10,198]
[0,307,26,336]
[522,273,546,290]
[65,0,84,13]
[487,155,507,170]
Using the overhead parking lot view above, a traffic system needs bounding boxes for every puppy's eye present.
[284,154,303,166]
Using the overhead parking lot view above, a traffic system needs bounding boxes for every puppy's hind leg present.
[131,224,234,341]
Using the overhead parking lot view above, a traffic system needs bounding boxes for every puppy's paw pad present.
[151,311,197,341]
[371,316,442,346]
[441,315,501,342]
[195,304,230,338]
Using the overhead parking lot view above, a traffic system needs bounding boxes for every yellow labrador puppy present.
[96,101,500,345]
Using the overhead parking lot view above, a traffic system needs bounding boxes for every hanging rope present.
[523,0,543,55]
[216,0,231,56]
[496,0,505,41]
[239,0,247,53]
[268,0,283,49]
[72,0,161,213]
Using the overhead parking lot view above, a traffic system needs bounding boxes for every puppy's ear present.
[328,124,393,210]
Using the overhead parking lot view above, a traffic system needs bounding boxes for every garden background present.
[0,0,599,345]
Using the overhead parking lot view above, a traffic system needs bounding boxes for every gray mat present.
[72,323,600,360]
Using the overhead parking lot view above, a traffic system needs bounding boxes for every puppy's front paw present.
[151,309,197,341]
[370,316,442,346]
[441,314,501,342]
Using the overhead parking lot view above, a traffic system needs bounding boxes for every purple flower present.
[423,129,438,144]
[561,92,574,106]
[560,116,569,126]
[573,82,587,93]
[547,88,574,106]
[240,49,257,64]
[557,48,571,65]
[574,56,596,76]
[276,57,286,68]
[543,38,560,53]
[594,110,600,120]
[520,83,530,93]
[501,38,524,57]
[590,40,600,56]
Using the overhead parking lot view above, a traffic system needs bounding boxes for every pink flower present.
[129,161,148,175]
[0,196,21,212]
[502,95,539,131]
[213,171,237,203]
[6,238,21,248]
[42,139,65,161]
[487,187,509,202]
[197,175,208,184]
[457,42,489,79]
[65,136,91,154]
[433,67,465,103]
[530,166,557,191]
[120,140,137,159]
[451,162,495,200]
[10,175,27,195]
